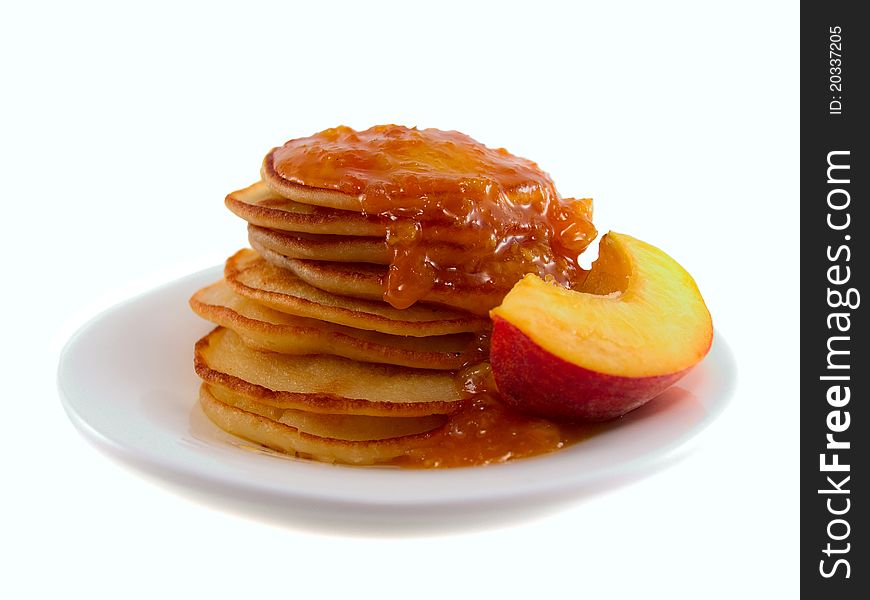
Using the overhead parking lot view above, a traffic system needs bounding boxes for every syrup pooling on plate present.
[269,125,597,309]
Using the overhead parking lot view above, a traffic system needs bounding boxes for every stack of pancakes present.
[191,174,499,466]
[191,127,598,467]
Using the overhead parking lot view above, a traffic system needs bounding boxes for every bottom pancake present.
[208,384,447,441]
[200,384,442,465]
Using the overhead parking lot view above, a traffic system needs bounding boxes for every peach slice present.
[490,232,712,421]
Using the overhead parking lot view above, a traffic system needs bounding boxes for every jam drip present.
[271,125,596,309]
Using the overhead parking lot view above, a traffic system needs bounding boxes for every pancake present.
[249,225,387,264]
[190,279,479,370]
[248,224,470,266]
[226,181,387,237]
[195,327,466,416]
[258,250,508,315]
[200,385,442,465]
[224,248,489,336]
[207,384,446,440]
[262,155,367,212]
[262,149,551,214]
[228,182,496,247]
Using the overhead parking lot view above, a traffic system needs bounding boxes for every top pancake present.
[262,156,367,212]
[262,158,562,217]
[261,127,561,214]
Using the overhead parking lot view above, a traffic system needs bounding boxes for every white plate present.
[58,266,735,534]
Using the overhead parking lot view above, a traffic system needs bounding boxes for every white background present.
[2,1,798,598]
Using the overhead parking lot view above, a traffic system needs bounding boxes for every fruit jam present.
[392,394,602,469]
[268,125,596,310]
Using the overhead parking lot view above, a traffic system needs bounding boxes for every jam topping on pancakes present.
[269,125,596,310]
